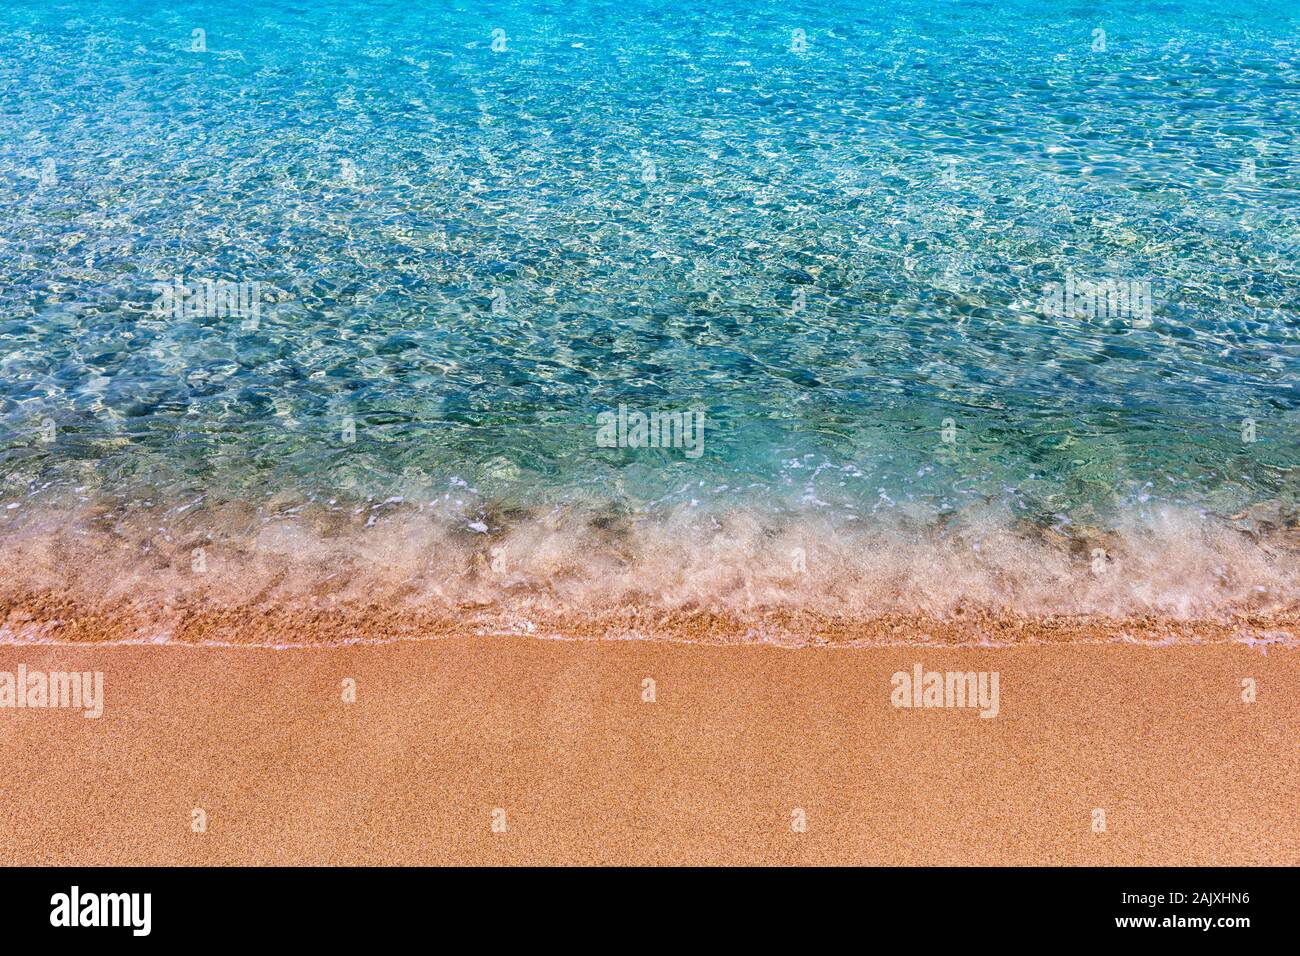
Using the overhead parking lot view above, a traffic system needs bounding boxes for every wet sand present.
[0,635,1295,865]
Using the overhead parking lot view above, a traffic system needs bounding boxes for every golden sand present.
[0,629,1295,865]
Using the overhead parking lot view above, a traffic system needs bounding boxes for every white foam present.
[0,498,1296,637]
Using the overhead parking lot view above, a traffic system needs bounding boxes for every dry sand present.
[0,631,1295,865]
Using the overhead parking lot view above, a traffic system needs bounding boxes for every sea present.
[1,0,1297,629]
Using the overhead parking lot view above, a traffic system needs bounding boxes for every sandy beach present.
[5,0,1300,887]
[1,632,1294,866]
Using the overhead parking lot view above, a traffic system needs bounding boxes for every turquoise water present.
[1,1,1298,621]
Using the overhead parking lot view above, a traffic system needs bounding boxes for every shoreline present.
[3,595,1300,647]
[1,635,1295,865]
[2,498,1298,633]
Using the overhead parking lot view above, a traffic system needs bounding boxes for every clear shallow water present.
[1,0,1298,621]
